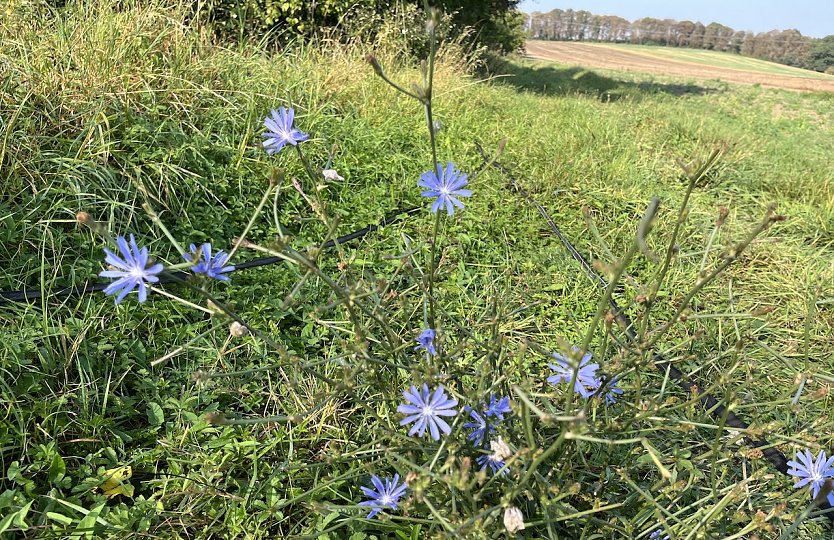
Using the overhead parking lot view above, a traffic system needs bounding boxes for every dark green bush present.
[202,0,524,54]
[202,0,378,37]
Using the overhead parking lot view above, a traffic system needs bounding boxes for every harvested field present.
[526,40,834,92]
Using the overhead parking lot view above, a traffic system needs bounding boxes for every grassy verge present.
[2,2,834,538]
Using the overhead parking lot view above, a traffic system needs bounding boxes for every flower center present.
[130,266,146,279]
[421,405,435,417]
[379,494,394,506]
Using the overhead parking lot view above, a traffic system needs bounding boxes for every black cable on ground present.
[0,206,421,306]
[475,142,833,521]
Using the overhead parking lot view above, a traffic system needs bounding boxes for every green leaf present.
[70,502,104,539]
[317,511,339,531]
[6,461,21,481]
[147,402,164,426]
[12,499,33,528]
[46,512,74,526]
[0,512,15,534]
[49,454,66,484]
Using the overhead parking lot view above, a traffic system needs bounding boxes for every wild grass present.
[2,1,834,538]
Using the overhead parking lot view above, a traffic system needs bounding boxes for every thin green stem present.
[427,210,442,328]
[640,147,723,342]
[646,208,780,349]
[514,428,568,493]
[228,177,275,260]
[567,238,639,412]
[367,62,423,101]
[294,144,320,184]
[421,7,443,330]
[143,202,186,257]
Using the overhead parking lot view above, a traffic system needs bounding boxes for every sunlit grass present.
[1,1,834,538]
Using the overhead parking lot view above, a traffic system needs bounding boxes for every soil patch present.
[525,41,834,93]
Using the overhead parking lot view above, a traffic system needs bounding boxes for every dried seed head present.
[76,211,108,235]
[809,385,829,400]
[76,211,93,225]
[268,168,284,187]
[716,206,729,226]
[204,412,227,425]
[746,447,764,460]
[459,456,471,481]
[497,138,508,154]
[365,54,383,76]
[503,506,526,533]
[230,321,248,337]
[322,169,343,181]
[490,437,512,461]
[410,82,426,100]
[750,305,775,316]
[425,8,441,35]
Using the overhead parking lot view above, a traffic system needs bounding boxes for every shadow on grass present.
[487,56,719,101]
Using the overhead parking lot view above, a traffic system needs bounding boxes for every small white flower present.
[490,437,512,461]
[503,506,525,533]
[322,169,344,181]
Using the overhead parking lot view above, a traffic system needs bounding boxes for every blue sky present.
[518,1,834,38]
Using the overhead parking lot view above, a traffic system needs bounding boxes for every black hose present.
[475,143,832,521]
[0,206,421,305]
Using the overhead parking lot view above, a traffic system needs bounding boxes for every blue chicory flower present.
[358,474,407,519]
[261,107,309,155]
[604,383,624,404]
[484,394,512,420]
[418,162,472,216]
[477,453,509,476]
[99,234,164,304]
[184,243,235,282]
[547,347,601,399]
[649,531,669,540]
[588,376,624,404]
[397,384,458,440]
[415,328,438,356]
[787,449,834,504]
[463,408,494,447]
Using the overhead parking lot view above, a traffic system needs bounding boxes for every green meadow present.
[2,2,834,538]
[601,42,834,79]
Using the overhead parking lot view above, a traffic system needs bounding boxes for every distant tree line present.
[527,9,834,73]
